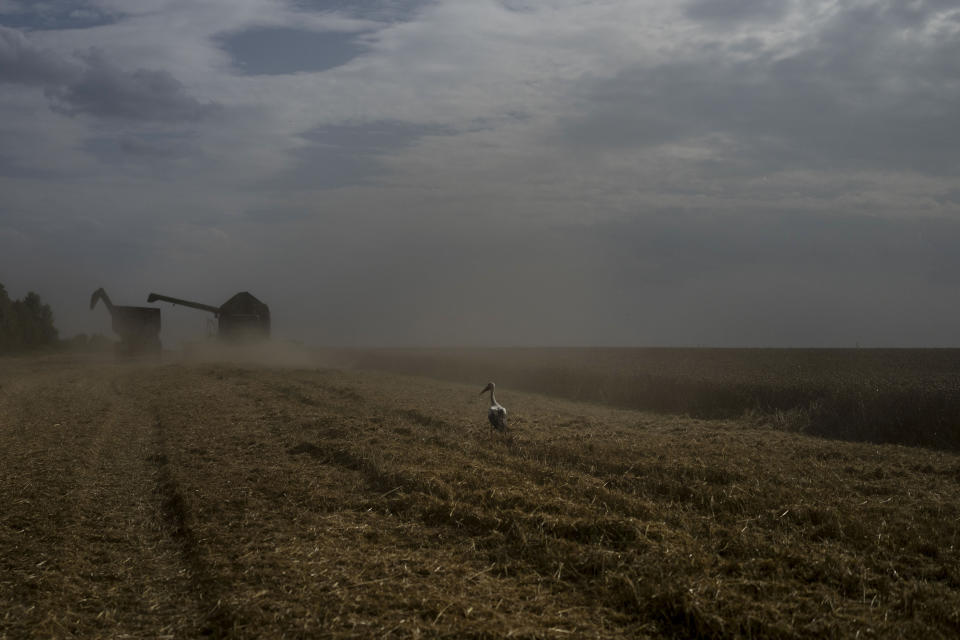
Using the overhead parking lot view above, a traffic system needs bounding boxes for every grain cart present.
[89,288,162,358]
[146,291,270,342]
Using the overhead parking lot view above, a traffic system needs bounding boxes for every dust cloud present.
[174,341,320,369]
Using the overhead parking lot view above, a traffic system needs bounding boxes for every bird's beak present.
[480,384,491,395]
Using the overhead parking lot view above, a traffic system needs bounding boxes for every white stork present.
[480,381,508,435]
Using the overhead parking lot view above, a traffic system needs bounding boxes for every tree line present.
[0,282,59,354]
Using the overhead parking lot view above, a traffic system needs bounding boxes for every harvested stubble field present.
[1,351,959,639]
[336,348,960,450]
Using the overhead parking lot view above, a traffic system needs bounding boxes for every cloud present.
[0,1,118,30]
[291,0,432,23]
[1,26,220,123]
[4,0,960,346]
[684,0,790,24]
[559,2,960,176]
[0,24,77,85]
[45,48,220,122]
[217,27,368,75]
[79,131,199,172]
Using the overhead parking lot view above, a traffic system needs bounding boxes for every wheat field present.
[1,351,958,638]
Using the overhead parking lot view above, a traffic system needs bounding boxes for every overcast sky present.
[1,0,959,347]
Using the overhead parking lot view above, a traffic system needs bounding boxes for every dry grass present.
[329,348,960,450]
[1,351,958,638]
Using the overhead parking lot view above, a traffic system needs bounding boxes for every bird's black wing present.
[488,407,507,431]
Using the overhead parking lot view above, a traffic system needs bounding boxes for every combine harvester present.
[147,291,270,342]
[145,291,304,365]
[89,288,162,359]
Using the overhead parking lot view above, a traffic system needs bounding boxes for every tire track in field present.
[55,370,222,638]
[1,363,210,638]
[149,414,238,638]
[143,365,392,636]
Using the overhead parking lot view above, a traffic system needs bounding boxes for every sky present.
[1,0,959,348]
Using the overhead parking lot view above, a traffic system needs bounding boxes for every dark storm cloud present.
[217,27,367,75]
[564,2,960,175]
[0,25,76,85]
[46,49,220,122]
[1,27,219,123]
[684,0,790,24]
[291,0,432,22]
[0,1,118,30]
